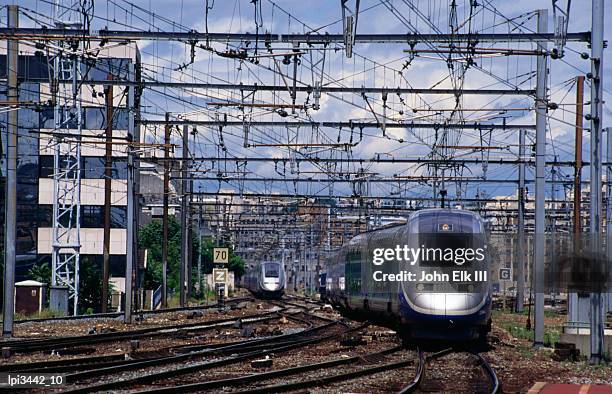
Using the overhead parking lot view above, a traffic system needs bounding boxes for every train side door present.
[345,247,362,306]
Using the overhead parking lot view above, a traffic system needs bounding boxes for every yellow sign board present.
[213,248,229,264]
[213,268,228,284]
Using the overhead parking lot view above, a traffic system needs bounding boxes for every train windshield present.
[411,231,488,293]
[263,264,280,278]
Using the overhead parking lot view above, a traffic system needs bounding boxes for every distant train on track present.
[243,260,286,299]
[324,208,492,341]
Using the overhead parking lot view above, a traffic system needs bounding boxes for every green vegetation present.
[519,308,559,318]
[139,218,244,298]
[140,217,183,291]
[493,310,561,347]
[28,257,113,314]
[15,308,64,320]
[140,216,206,292]
[28,262,51,285]
[78,259,107,313]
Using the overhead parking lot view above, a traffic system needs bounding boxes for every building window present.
[109,206,128,228]
[82,206,127,228]
[38,205,127,229]
[39,155,53,178]
[40,156,128,179]
[81,206,102,228]
[82,157,127,179]
[40,108,85,129]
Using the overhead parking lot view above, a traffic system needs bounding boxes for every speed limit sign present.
[213,248,229,264]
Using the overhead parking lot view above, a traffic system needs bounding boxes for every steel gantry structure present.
[49,1,85,317]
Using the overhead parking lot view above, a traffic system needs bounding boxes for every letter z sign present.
[213,268,228,284]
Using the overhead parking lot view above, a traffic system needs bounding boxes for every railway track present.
[136,346,409,394]
[1,297,325,358]
[280,297,500,393]
[0,297,500,393]
[0,309,280,355]
[57,315,358,393]
[0,311,314,375]
[397,347,499,394]
[12,297,253,325]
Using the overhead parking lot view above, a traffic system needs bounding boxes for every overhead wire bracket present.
[552,0,571,58]
[341,0,360,58]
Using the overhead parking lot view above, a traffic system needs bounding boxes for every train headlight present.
[417,283,424,291]
[467,284,474,292]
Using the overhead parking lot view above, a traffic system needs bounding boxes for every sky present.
[5,0,612,205]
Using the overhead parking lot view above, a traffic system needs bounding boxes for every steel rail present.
[12,297,253,324]
[472,352,500,394]
[59,321,363,393]
[396,348,498,394]
[0,311,279,354]
[131,346,405,394]
[0,353,127,373]
[230,350,420,394]
[3,313,316,374]
[395,347,453,393]
[396,349,425,394]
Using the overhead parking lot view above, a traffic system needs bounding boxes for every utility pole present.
[161,113,170,308]
[124,63,136,323]
[2,4,18,338]
[574,76,585,236]
[301,232,306,293]
[187,174,193,299]
[102,73,113,313]
[568,75,587,328]
[589,0,605,365]
[516,128,526,313]
[180,125,189,307]
[606,125,612,339]
[197,205,203,297]
[550,166,557,306]
[281,237,286,288]
[533,9,548,348]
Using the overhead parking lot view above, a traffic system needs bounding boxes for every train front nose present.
[260,263,284,292]
[409,292,487,316]
[261,278,282,291]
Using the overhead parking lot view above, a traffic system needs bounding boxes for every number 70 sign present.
[213,248,229,264]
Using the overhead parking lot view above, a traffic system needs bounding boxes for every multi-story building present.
[0,42,140,283]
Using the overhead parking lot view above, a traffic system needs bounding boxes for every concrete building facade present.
[0,42,140,281]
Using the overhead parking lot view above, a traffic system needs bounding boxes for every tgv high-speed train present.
[243,261,286,299]
[325,208,492,341]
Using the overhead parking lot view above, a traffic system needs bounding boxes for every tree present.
[28,258,110,314]
[29,261,51,285]
[78,257,105,314]
[139,216,200,292]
